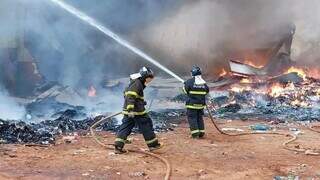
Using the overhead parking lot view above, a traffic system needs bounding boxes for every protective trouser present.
[115,115,159,149]
[187,109,205,138]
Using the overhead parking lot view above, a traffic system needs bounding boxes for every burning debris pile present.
[0,108,185,144]
[210,67,320,122]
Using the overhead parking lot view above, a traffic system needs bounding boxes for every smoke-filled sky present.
[0,0,320,120]
[1,0,320,86]
[138,0,320,74]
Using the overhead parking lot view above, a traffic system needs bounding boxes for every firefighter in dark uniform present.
[183,66,209,138]
[114,67,162,154]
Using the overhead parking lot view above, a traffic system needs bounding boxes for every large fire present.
[226,64,320,109]
[88,86,97,97]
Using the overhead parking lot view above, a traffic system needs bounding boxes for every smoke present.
[0,1,320,95]
[289,0,320,67]
[0,87,26,120]
[137,0,320,76]
[20,0,186,87]
[1,0,319,85]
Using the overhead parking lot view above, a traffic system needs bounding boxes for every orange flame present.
[240,78,252,83]
[269,83,285,97]
[286,66,307,80]
[88,86,97,97]
[219,68,228,77]
[244,60,264,68]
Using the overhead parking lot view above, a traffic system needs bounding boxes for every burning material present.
[286,66,307,80]
[240,78,252,84]
[210,69,320,121]
[243,60,264,69]
[226,25,295,78]
[229,60,265,76]
[219,68,228,77]
[269,83,285,97]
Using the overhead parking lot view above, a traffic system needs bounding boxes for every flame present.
[286,66,307,80]
[244,60,264,68]
[316,89,320,97]
[88,86,97,97]
[240,78,252,83]
[307,68,320,79]
[219,68,228,77]
[269,83,285,97]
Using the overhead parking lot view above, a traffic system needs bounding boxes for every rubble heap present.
[0,109,185,144]
[210,71,320,122]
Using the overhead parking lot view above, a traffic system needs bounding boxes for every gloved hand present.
[127,112,135,118]
[144,101,147,105]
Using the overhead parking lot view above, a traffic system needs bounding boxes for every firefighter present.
[183,66,209,139]
[114,67,162,154]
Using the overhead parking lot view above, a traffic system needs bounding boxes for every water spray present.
[49,0,184,83]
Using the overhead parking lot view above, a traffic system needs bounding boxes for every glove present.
[127,112,135,118]
[144,101,147,105]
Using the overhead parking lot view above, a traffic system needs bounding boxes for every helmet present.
[139,66,154,79]
[191,65,202,76]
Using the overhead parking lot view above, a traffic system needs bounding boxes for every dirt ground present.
[1,119,320,180]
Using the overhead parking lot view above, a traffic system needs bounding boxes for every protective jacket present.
[183,77,209,109]
[122,78,147,115]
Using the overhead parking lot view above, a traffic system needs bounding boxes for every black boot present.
[199,132,205,139]
[149,143,164,152]
[114,145,128,154]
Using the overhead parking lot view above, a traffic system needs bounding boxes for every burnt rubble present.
[0,109,185,144]
[168,72,320,122]
[209,76,320,122]
[26,97,87,120]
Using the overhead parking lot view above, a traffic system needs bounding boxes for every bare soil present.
[1,119,320,180]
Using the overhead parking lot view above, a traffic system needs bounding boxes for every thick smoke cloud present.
[20,0,186,87]
[1,0,320,88]
[1,0,320,120]
[138,0,320,76]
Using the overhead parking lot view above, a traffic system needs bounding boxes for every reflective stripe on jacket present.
[122,78,147,115]
[184,77,209,109]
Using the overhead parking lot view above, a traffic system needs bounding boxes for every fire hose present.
[309,125,320,134]
[90,100,318,180]
[205,105,320,155]
[90,112,171,180]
